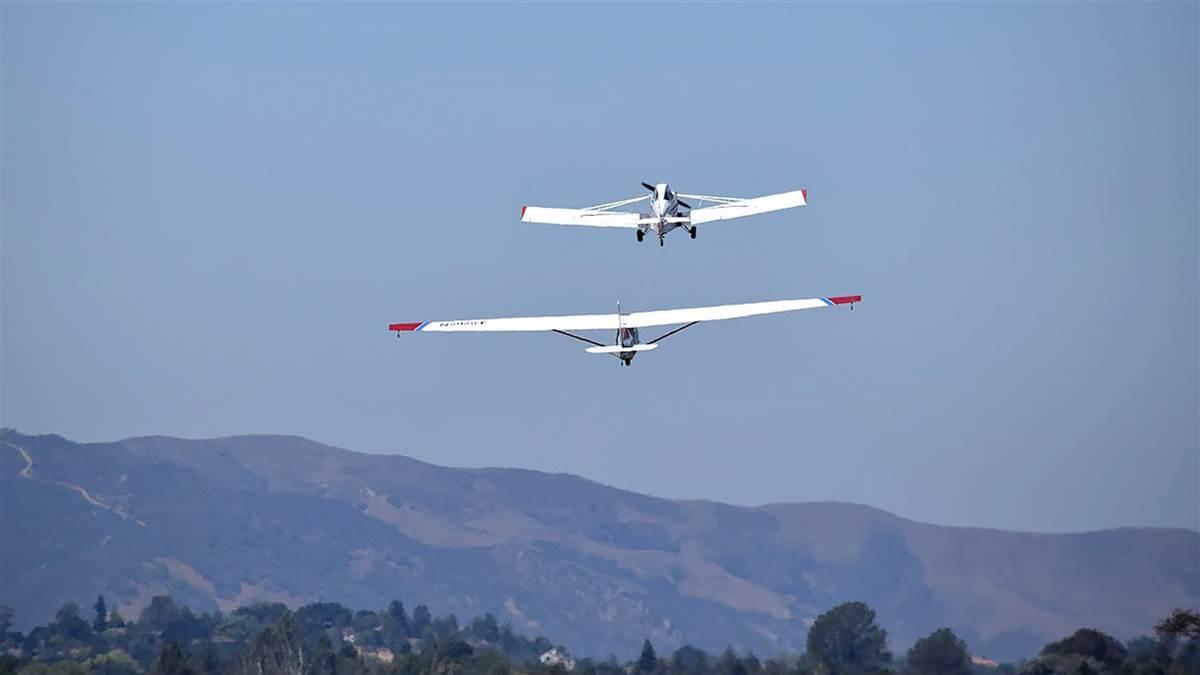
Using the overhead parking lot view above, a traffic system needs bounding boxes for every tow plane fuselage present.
[641,182,695,245]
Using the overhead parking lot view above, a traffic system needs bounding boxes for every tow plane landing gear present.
[689,226,697,239]
[636,230,644,242]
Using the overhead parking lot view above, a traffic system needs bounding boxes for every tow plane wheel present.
[636,230,644,242]
[690,226,697,239]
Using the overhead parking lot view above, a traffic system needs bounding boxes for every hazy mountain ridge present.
[1,430,1195,662]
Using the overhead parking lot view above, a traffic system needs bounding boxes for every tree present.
[140,596,182,633]
[233,602,289,628]
[194,640,222,675]
[0,604,12,637]
[437,639,475,660]
[235,611,306,675]
[1017,654,1103,675]
[762,656,796,675]
[308,635,338,675]
[715,648,747,675]
[412,605,433,638]
[385,600,412,644]
[350,610,383,648]
[93,595,109,633]
[88,649,142,675]
[1122,635,1175,675]
[53,602,92,642]
[1172,638,1200,675]
[638,639,659,674]
[804,602,889,675]
[162,607,207,645]
[432,614,460,641]
[295,602,352,646]
[904,628,971,675]
[474,648,512,675]
[1041,628,1127,671]
[669,645,708,675]
[151,641,197,675]
[1156,609,1200,642]
[108,610,126,629]
[468,613,500,644]
[15,663,87,675]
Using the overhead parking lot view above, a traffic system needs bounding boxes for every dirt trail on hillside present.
[2,439,146,526]
[2,439,34,478]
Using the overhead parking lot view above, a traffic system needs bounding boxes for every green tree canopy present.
[468,613,500,644]
[194,640,222,675]
[432,615,460,642]
[412,605,433,638]
[235,611,305,675]
[233,602,289,628]
[904,628,971,675]
[93,595,108,633]
[308,635,338,675]
[804,601,889,675]
[1156,608,1200,642]
[385,600,413,644]
[87,648,142,675]
[53,602,92,642]
[715,648,747,675]
[638,639,659,674]
[16,662,88,675]
[1041,628,1127,670]
[0,604,14,637]
[438,639,476,661]
[139,596,182,633]
[669,645,709,675]
[150,641,197,675]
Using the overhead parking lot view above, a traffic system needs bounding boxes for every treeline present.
[0,596,1197,675]
[0,595,552,675]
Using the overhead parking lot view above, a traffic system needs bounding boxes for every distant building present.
[971,655,999,669]
[363,647,395,663]
[540,648,576,671]
[342,627,356,644]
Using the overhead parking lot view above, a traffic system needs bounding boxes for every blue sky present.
[2,2,1196,533]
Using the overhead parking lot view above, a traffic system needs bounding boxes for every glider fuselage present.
[617,326,641,366]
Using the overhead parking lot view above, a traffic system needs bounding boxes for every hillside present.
[0,430,1195,662]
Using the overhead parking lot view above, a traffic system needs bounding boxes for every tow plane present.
[520,182,808,246]
[390,295,859,366]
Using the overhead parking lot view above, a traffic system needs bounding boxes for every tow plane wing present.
[684,189,808,225]
[520,195,647,229]
[519,206,642,229]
